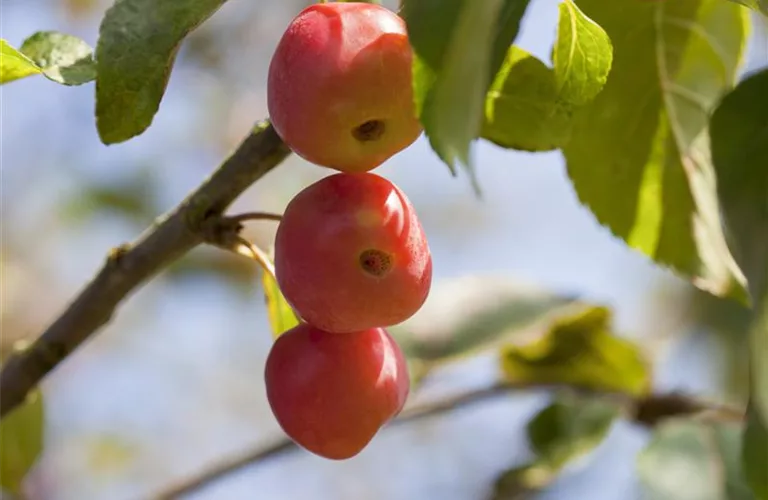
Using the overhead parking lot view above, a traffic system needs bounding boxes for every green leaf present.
[710,69,768,496]
[491,395,620,499]
[743,405,768,499]
[0,389,45,494]
[482,46,574,152]
[262,261,300,339]
[710,67,768,306]
[19,31,95,85]
[389,275,581,364]
[749,293,768,431]
[481,0,612,154]
[562,0,750,300]
[95,0,228,144]
[401,0,531,187]
[638,419,755,500]
[500,306,651,396]
[553,0,613,106]
[0,39,42,84]
[528,394,619,468]
[742,293,768,499]
[728,0,768,15]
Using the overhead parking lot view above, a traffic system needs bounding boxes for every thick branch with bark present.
[0,121,291,418]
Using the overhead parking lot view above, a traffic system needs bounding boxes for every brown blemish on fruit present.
[352,120,385,142]
[359,249,392,277]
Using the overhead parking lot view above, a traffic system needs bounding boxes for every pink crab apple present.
[264,323,410,460]
[267,2,422,172]
[274,172,432,333]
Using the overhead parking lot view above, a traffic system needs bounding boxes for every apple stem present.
[228,212,283,224]
[233,235,277,282]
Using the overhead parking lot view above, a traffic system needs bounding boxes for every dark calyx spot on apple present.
[352,120,385,142]
[359,249,392,277]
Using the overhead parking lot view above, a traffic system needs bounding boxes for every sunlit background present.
[2,1,767,499]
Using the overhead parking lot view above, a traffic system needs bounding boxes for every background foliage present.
[1,0,766,498]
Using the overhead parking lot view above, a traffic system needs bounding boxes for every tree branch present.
[0,121,291,418]
[153,381,745,499]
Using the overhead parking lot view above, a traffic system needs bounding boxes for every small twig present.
[232,236,277,282]
[152,381,745,499]
[197,212,279,283]
[154,439,295,499]
[226,212,283,225]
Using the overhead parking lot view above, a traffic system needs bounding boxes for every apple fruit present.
[264,323,410,460]
[274,172,432,333]
[267,2,422,172]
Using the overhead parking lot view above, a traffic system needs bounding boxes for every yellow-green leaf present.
[0,39,41,84]
[262,266,299,339]
[500,306,651,396]
[0,389,45,494]
[482,46,574,152]
[563,0,750,301]
[20,31,95,85]
[554,0,613,106]
[401,0,531,187]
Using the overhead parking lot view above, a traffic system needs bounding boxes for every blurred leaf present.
[0,390,44,494]
[527,394,619,468]
[491,464,551,499]
[0,40,41,84]
[165,250,258,290]
[19,31,95,85]
[553,0,612,106]
[60,171,157,225]
[482,46,574,152]
[742,297,768,500]
[743,405,768,499]
[95,0,228,144]
[562,0,750,301]
[401,0,531,188]
[500,306,651,396]
[710,67,768,305]
[390,275,581,364]
[262,264,299,339]
[638,419,755,500]
[491,395,620,499]
[729,0,768,15]
[710,68,768,498]
[716,420,759,500]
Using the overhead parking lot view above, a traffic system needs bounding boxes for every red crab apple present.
[264,323,410,460]
[267,2,422,172]
[274,172,432,333]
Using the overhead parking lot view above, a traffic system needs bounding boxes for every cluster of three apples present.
[264,2,432,460]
